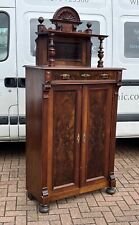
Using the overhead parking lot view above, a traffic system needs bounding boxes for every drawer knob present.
[100,73,109,79]
[81,73,91,78]
[60,73,70,79]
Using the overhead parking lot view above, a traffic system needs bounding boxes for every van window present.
[30,19,100,57]
[0,12,9,61]
[124,22,139,58]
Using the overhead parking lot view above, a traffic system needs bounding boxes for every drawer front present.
[51,70,117,81]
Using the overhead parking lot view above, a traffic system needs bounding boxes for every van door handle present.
[4,77,17,87]
[18,78,25,88]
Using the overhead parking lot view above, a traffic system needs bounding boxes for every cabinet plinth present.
[26,66,122,211]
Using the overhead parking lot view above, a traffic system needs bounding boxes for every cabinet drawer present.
[51,70,117,81]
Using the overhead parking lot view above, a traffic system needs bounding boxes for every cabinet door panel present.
[52,85,82,190]
[81,85,113,185]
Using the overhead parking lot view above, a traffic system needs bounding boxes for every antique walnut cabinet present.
[25,7,123,213]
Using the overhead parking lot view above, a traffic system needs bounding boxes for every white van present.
[0,0,139,141]
[113,0,139,137]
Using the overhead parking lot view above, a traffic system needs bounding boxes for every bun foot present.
[27,192,35,201]
[39,204,49,213]
[106,187,116,195]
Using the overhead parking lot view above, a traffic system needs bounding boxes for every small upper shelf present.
[36,6,108,68]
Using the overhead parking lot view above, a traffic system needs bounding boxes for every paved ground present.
[0,139,139,225]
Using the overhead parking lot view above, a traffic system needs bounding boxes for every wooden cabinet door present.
[47,84,82,198]
[80,84,113,189]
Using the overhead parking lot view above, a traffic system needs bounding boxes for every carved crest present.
[52,6,81,23]
[51,6,82,32]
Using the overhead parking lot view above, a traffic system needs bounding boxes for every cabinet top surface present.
[25,65,125,71]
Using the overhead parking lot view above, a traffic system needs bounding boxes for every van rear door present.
[0,4,18,140]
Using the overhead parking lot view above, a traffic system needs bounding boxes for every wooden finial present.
[38,17,44,24]
[38,17,46,32]
[85,22,92,33]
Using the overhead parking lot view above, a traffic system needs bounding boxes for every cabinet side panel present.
[52,86,80,188]
[26,68,44,200]
[86,86,112,179]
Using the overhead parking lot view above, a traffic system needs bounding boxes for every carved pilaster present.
[42,187,49,197]
[43,71,52,99]
[43,81,51,93]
